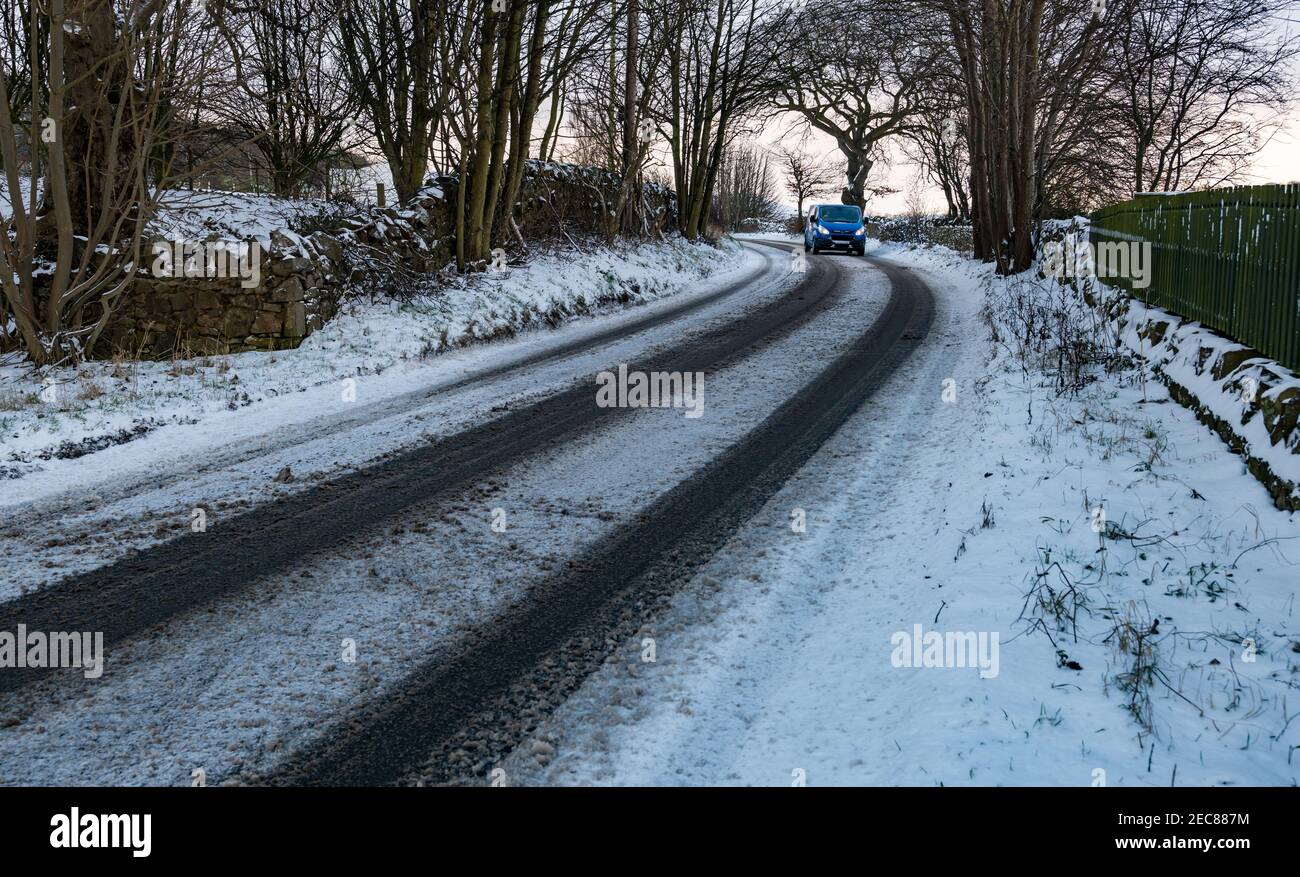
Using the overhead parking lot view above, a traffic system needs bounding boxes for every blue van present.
[804,203,866,255]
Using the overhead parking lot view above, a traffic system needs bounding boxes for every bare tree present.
[211,0,360,197]
[0,0,194,364]
[770,0,938,210]
[1,0,44,126]
[1110,0,1297,195]
[776,142,840,219]
[897,66,971,222]
[712,141,778,228]
[333,0,457,202]
[559,1,637,173]
[650,0,779,238]
[932,0,1124,271]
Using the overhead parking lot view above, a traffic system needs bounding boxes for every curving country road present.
[272,250,933,786]
[0,242,935,785]
[0,242,842,693]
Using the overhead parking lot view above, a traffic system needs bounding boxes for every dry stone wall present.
[105,161,674,357]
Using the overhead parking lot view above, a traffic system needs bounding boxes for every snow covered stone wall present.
[1103,292,1300,511]
[1039,217,1300,511]
[107,230,326,356]
[508,161,676,240]
[104,161,675,358]
[105,185,453,357]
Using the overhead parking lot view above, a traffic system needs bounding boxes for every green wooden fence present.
[1089,183,1300,373]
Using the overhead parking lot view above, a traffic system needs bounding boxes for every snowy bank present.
[1029,217,1300,510]
[0,237,744,479]
[1105,293,1300,511]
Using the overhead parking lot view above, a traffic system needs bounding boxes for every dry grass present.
[1104,600,1160,732]
[74,377,105,402]
[0,388,40,411]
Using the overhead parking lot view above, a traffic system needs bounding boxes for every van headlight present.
[854,227,865,236]
[818,224,830,235]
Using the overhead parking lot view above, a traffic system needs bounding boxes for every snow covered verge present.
[942,240,1300,784]
[500,237,1299,787]
[895,237,1300,785]
[1020,217,1300,514]
[0,237,744,478]
[1084,274,1300,513]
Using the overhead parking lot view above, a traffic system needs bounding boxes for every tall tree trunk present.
[502,0,551,241]
[843,151,873,209]
[622,0,638,172]
[478,0,526,252]
[464,0,500,263]
[43,0,130,247]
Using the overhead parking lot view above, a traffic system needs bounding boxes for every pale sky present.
[753,29,1300,220]
[755,103,1300,218]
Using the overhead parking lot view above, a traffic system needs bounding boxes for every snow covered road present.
[3,238,1295,788]
[1,240,922,784]
[1,241,776,595]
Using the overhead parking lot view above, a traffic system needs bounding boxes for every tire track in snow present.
[267,256,934,786]
[0,242,840,695]
[528,260,966,784]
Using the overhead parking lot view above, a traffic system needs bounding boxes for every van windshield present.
[818,206,862,223]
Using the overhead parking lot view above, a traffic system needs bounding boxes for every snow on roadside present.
[1111,295,1300,507]
[0,237,745,480]
[502,238,1300,787]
